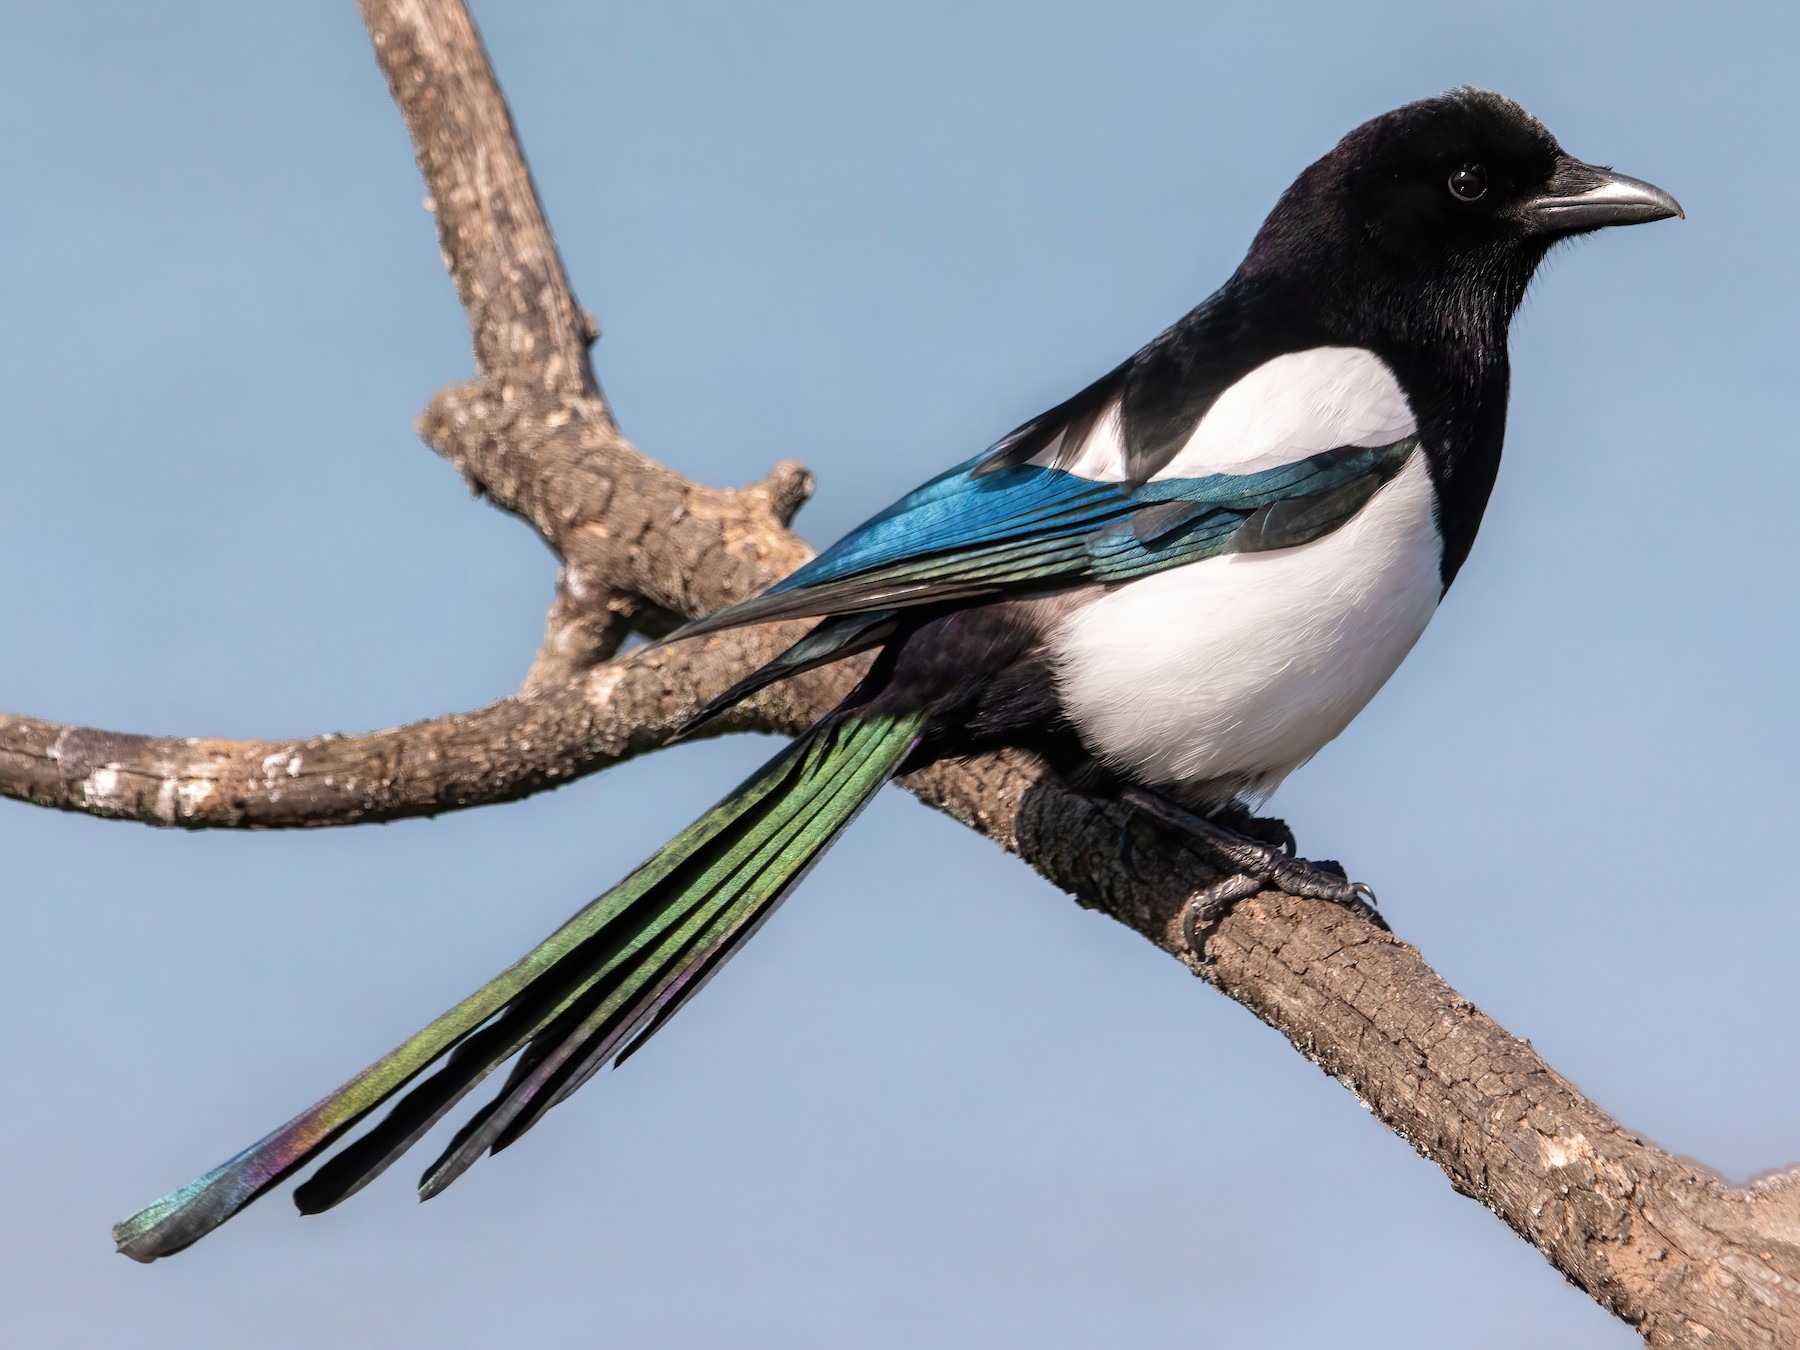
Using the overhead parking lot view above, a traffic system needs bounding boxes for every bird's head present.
[1241,89,1681,353]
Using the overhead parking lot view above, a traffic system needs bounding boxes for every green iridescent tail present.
[113,710,926,1262]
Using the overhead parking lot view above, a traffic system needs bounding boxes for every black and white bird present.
[115,88,1680,1261]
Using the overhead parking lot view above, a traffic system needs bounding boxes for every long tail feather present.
[113,711,925,1262]
[414,727,888,1196]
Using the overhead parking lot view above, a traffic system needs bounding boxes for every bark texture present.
[2,2,1794,1343]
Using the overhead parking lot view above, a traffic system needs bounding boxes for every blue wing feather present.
[672,438,1417,639]
[772,453,1113,592]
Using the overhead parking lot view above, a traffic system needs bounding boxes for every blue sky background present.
[3,3,1795,1346]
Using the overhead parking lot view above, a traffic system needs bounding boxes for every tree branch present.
[1,1,1793,1342]
[0,625,849,828]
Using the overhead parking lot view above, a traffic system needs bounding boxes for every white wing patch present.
[1029,347,1417,484]
[1158,347,1417,478]
[1025,398,1129,481]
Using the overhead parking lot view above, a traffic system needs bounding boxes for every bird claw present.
[1178,872,1267,950]
[1339,881,1387,931]
[1177,868,1386,950]
[1118,788,1390,950]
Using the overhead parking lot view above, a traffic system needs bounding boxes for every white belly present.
[1050,450,1444,802]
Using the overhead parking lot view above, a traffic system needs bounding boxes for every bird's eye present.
[1448,164,1488,202]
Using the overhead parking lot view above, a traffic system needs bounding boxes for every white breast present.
[1048,349,1443,803]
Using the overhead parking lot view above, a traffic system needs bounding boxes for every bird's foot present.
[1116,800,1294,880]
[1120,788,1387,950]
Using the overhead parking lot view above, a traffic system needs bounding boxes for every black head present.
[1239,89,1681,357]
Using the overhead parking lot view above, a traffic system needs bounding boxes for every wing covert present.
[671,438,1418,639]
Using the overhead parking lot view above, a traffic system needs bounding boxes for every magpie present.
[114,88,1680,1260]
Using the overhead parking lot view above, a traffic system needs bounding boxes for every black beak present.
[1519,157,1684,235]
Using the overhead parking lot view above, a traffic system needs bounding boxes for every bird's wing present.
[672,436,1419,639]
[966,359,1133,477]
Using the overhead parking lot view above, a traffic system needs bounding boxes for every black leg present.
[1119,788,1388,948]
[1204,801,1298,857]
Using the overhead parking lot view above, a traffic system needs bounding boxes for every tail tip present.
[113,1229,162,1264]
[112,1205,180,1264]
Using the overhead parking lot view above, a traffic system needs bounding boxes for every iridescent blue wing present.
[673,438,1417,639]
